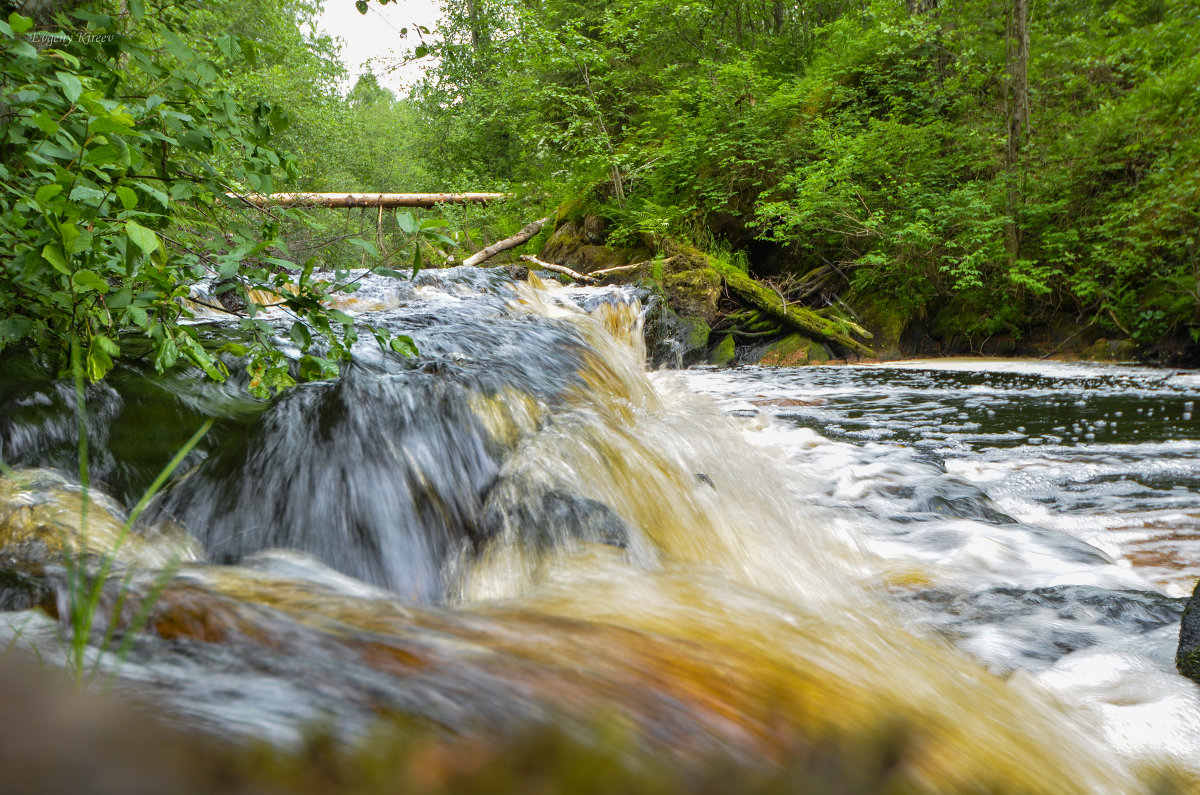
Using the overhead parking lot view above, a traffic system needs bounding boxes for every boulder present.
[662,268,722,325]
[0,469,203,569]
[1177,579,1200,682]
[710,334,736,367]
[540,220,646,274]
[757,333,831,366]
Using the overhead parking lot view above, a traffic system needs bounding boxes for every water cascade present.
[1,269,1197,791]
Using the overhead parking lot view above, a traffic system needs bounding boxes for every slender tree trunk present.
[464,0,485,51]
[1004,0,1030,262]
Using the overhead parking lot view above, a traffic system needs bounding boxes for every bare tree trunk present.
[517,255,594,282]
[905,0,939,14]
[1004,0,1030,262]
[462,217,551,267]
[230,192,508,208]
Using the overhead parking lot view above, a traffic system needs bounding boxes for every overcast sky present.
[316,0,444,95]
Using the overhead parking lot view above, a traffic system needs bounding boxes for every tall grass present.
[0,342,213,685]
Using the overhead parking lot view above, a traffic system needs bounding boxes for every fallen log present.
[718,265,874,357]
[591,261,650,279]
[230,192,509,208]
[518,255,594,283]
[463,216,551,267]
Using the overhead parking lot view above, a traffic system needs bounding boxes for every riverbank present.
[530,214,1200,370]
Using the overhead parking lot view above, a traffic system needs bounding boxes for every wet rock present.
[641,286,711,368]
[710,333,736,367]
[0,568,53,612]
[0,469,202,569]
[1082,337,1137,362]
[479,487,632,551]
[757,333,831,366]
[908,476,1018,525]
[539,220,647,274]
[1176,579,1200,682]
[662,268,722,325]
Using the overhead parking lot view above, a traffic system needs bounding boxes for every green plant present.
[0,5,420,396]
[0,338,212,685]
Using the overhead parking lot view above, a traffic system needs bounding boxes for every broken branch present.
[463,216,551,267]
[518,255,594,282]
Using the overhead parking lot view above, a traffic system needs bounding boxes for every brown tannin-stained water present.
[1,269,1199,791]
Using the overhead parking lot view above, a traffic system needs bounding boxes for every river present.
[0,269,1197,791]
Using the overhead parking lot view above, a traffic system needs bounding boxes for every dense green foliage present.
[3,0,1197,377]
[399,0,1200,355]
[0,1,423,394]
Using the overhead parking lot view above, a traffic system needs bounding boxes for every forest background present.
[2,0,1199,380]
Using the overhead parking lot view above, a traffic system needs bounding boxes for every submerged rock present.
[479,486,632,552]
[0,469,202,569]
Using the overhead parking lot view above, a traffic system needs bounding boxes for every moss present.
[679,315,710,352]
[540,221,648,274]
[1178,646,1200,683]
[847,299,908,358]
[759,334,831,366]
[1082,337,1137,362]
[710,333,736,367]
[662,268,722,324]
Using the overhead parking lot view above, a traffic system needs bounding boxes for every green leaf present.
[128,0,144,21]
[72,270,109,293]
[115,186,138,210]
[107,287,132,308]
[65,229,93,255]
[411,244,423,277]
[299,354,339,381]
[390,334,418,357]
[32,111,59,136]
[395,212,417,235]
[132,181,170,211]
[35,184,64,206]
[8,12,33,36]
[327,309,355,326]
[355,0,369,13]
[92,333,120,356]
[125,220,160,254]
[55,71,83,105]
[347,238,379,257]
[42,244,70,275]
[86,344,114,382]
[289,320,312,350]
[154,336,179,372]
[90,116,135,134]
[126,305,148,326]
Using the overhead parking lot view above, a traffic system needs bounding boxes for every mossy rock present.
[662,268,722,324]
[0,469,203,568]
[1081,337,1137,362]
[541,220,646,274]
[846,298,908,359]
[710,333,736,367]
[1177,579,1200,683]
[758,333,831,366]
[541,220,583,263]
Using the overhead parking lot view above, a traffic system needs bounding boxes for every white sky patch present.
[317,0,443,96]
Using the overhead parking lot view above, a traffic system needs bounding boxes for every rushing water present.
[1,271,1199,791]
